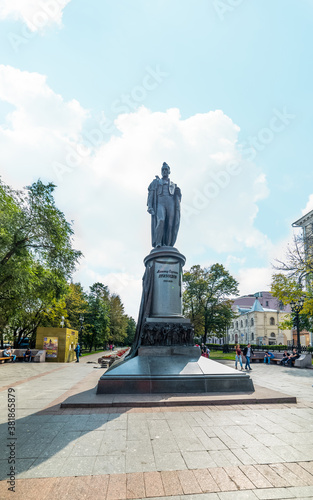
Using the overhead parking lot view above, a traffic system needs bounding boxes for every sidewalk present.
[0,354,313,499]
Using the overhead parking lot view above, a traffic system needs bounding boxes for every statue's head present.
[161,162,170,176]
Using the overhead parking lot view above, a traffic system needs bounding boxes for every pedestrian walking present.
[243,343,254,370]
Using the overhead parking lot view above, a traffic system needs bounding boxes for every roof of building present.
[250,298,264,312]
[236,300,280,316]
[292,209,313,228]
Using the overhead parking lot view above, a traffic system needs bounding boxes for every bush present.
[226,344,291,352]
[205,343,224,350]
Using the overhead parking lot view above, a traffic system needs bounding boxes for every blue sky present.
[0,0,312,317]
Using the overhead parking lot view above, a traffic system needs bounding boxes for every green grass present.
[81,350,106,357]
[209,350,313,365]
[209,350,236,361]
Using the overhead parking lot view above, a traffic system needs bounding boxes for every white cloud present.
[302,194,313,215]
[0,65,273,317]
[236,267,273,296]
[0,0,71,32]
[0,64,87,184]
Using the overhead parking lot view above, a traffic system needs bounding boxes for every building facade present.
[292,210,313,346]
[227,294,293,346]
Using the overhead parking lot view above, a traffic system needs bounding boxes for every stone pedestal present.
[141,247,194,347]
[97,246,254,395]
[145,246,185,319]
[97,345,254,394]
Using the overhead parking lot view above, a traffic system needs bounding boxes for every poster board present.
[43,337,58,358]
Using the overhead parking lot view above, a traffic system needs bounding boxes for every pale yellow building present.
[228,298,293,346]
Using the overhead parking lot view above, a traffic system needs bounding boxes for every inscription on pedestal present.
[152,258,182,316]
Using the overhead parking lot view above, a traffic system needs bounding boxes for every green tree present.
[272,230,313,334]
[109,294,128,345]
[271,273,312,332]
[0,179,81,347]
[183,264,239,343]
[124,315,136,346]
[40,297,69,329]
[85,283,110,351]
[64,282,89,331]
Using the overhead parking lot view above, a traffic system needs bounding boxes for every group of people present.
[278,349,300,366]
[235,344,254,370]
[2,347,32,362]
[235,344,300,369]
[263,348,300,366]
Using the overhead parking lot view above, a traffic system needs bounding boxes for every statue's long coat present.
[147,177,181,247]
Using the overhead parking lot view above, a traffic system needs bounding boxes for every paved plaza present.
[0,354,313,499]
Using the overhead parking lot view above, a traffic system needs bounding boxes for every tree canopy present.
[183,264,239,342]
[271,230,313,334]
[0,179,82,346]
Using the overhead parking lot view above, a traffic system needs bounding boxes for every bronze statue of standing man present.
[147,162,181,247]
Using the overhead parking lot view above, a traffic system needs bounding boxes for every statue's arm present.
[175,186,182,201]
[147,179,157,214]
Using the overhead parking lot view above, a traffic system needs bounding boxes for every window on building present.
[270,332,276,337]
[240,320,243,327]
[231,322,234,328]
[251,333,254,340]
[266,301,269,307]
[270,317,275,325]
[251,318,254,326]
[245,319,248,326]
[236,321,238,328]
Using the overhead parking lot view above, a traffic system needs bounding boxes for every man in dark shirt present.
[280,350,290,365]
[286,348,300,367]
[243,343,254,370]
[24,348,32,362]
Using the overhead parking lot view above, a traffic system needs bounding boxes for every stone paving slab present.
[1,356,313,499]
[2,468,313,499]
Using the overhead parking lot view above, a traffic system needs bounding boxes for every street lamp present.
[290,297,305,352]
[79,315,84,346]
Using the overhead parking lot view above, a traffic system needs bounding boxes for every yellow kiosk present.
[36,327,78,362]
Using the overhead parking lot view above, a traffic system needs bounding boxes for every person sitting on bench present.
[3,347,16,362]
[264,351,275,364]
[24,348,32,362]
[280,350,290,365]
[286,348,300,367]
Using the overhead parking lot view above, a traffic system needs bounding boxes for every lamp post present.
[79,315,84,346]
[290,298,305,352]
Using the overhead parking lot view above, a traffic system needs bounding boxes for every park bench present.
[244,352,265,363]
[0,356,14,363]
[294,353,312,368]
[242,351,284,364]
[243,352,286,364]
[243,351,312,368]
[0,349,46,363]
